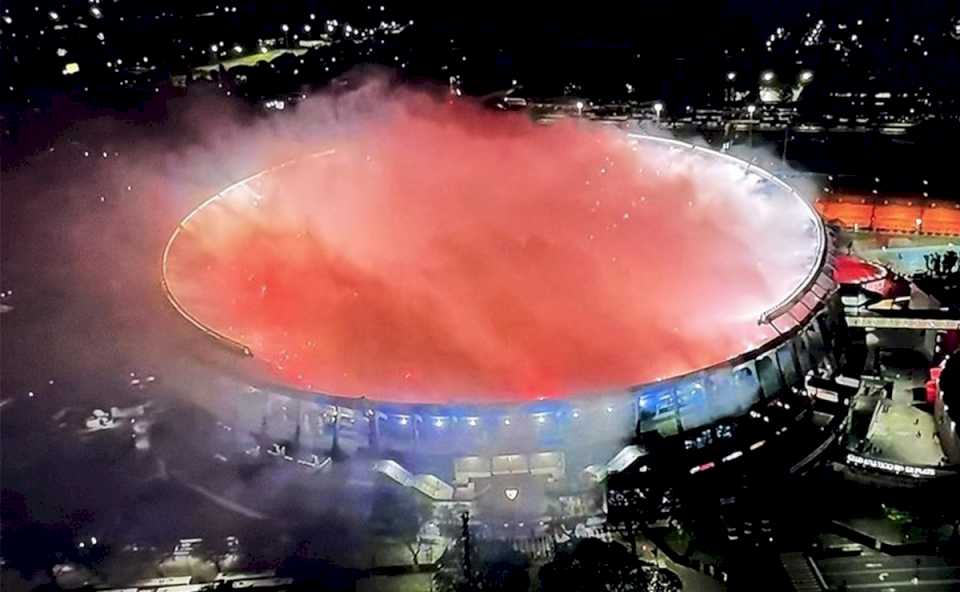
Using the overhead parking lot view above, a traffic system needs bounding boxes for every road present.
[816,554,960,591]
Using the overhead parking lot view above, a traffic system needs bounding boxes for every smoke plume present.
[162,86,819,403]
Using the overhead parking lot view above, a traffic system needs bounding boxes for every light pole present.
[281,24,290,48]
[461,512,474,588]
[782,125,789,164]
[575,100,584,117]
[783,72,812,163]
[653,101,663,125]
[747,104,756,147]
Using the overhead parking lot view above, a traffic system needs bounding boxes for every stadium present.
[161,125,844,464]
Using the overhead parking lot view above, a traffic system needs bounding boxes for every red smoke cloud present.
[164,92,819,403]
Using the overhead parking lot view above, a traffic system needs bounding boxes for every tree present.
[276,537,357,591]
[606,477,671,559]
[943,251,959,275]
[434,539,529,592]
[1,520,77,580]
[539,538,652,592]
[474,540,529,592]
[647,567,682,592]
[369,486,433,568]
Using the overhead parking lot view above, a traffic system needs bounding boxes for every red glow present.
[164,95,819,404]
[833,255,886,285]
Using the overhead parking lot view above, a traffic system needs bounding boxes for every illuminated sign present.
[845,453,936,477]
[846,316,960,330]
[504,488,519,501]
[809,387,840,403]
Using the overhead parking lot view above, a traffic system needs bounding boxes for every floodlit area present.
[193,48,309,73]
[867,402,944,466]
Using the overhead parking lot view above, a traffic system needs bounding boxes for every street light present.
[747,104,756,119]
[799,70,814,83]
[761,70,775,83]
[653,101,663,123]
[575,101,584,117]
[782,122,791,163]
[724,72,738,105]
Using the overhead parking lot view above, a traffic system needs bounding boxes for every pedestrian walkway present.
[867,403,943,465]
[780,552,823,591]
[633,533,726,591]
[661,555,726,592]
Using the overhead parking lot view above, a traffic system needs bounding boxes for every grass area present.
[661,527,692,556]
[356,573,434,592]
